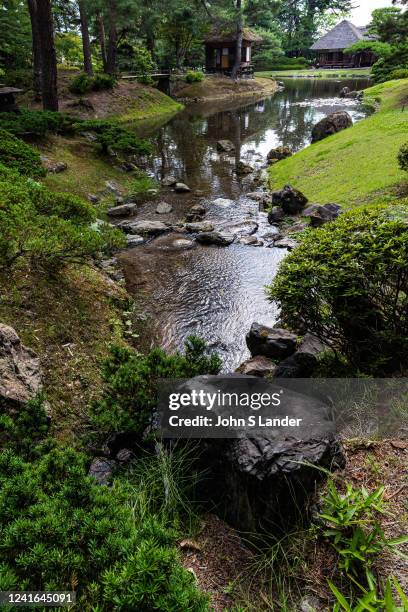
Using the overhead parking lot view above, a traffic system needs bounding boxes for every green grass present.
[268,79,408,207]
[256,68,372,79]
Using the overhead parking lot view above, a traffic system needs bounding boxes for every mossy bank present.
[268,79,408,207]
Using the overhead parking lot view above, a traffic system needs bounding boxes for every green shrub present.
[76,119,152,156]
[0,110,75,138]
[90,336,222,439]
[92,73,116,90]
[389,68,408,80]
[69,72,116,94]
[328,576,408,611]
[267,204,408,374]
[0,129,45,178]
[0,447,209,610]
[398,142,408,172]
[0,395,49,460]
[320,480,408,587]
[185,70,204,83]
[0,174,124,272]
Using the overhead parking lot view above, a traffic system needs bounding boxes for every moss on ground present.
[0,265,130,437]
[268,79,408,207]
[39,135,157,202]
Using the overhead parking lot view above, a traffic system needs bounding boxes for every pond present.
[119,77,371,371]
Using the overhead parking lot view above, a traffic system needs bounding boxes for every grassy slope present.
[256,68,371,78]
[268,79,408,207]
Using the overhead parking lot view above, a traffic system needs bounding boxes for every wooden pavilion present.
[311,20,377,69]
[204,27,262,77]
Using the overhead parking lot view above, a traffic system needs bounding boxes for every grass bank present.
[256,68,372,79]
[268,78,408,207]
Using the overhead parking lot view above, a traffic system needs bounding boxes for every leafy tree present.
[267,204,408,374]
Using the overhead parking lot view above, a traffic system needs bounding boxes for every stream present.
[119,77,371,371]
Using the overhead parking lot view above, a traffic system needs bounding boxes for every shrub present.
[328,576,408,611]
[398,142,408,172]
[76,119,152,156]
[320,480,408,586]
[0,447,209,610]
[69,72,116,94]
[90,336,222,439]
[0,110,75,138]
[185,70,204,83]
[267,204,408,374]
[0,395,49,459]
[0,174,125,272]
[389,67,408,80]
[0,129,45,178]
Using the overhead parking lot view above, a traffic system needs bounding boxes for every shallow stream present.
[119,77,371,371]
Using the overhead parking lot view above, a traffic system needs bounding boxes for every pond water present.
[119,78,371,371]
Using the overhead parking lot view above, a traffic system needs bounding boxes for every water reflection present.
[120,78,371,370]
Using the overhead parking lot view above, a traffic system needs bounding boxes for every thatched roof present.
[205,26,263,44]
[311,20,375,51]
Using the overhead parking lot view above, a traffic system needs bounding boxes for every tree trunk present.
[27,0,42,96]
[97,12,107,72]
[36,0,58,110]
[231,0,243,80]
[106,0,118,75]
[78,0,93,75]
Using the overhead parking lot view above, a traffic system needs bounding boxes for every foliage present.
[117,43,156,74]
[185,70,204,83]
[0,110,75,139]
[0,0,32,73]
[69,72,116,94]
[398,143,408,172]
[320,480,408,585]
[0,129,45,178]
[55,32,83,67]
[267,204,408,374]
[345,40,393,60]
[0,395,50,460]
[0,171,124,273]
[390,68,408,80]
[90,336,222,439]
[328,576,408,611]
[0,446,209,610]
[76,119,153,156]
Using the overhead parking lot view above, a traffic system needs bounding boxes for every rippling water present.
[119,77,371,371]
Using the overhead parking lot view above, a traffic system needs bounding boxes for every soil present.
[175,74,278,103]
[180,440,408,610]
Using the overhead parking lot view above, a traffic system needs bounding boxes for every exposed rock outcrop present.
[246,323,297,360]
[196,231,235,246]
[271,185,308,215]
[0,324,42,412]
[311,111,353,143]
[267,146,293,164]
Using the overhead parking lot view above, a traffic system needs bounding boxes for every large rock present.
[88,458,115,486]
[271,185,308,215]
[162,175,178,187]
[275,333,325,378]
[117,220,170,235]
[196,231,235,246]
[219,220,258,237]
[175,182,191,193]
[186,204,206,222]
[339,86,350,98]
[0,324,42,411]
[217,140,235,153]
[236,356,276,377]
[311,111,353,143]
[246,323,297,360]
[185,221,214,233]
[267,146,293,164]
[107,202,137,217]
[156,201,173,214]
[236,162,254,176]
[303,203,342,227]
[195,435,345,532]
[105,180,123,196]
[126,234,145,247]
[268,206,285,225]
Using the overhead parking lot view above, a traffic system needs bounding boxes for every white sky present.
[348,0,395,26]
